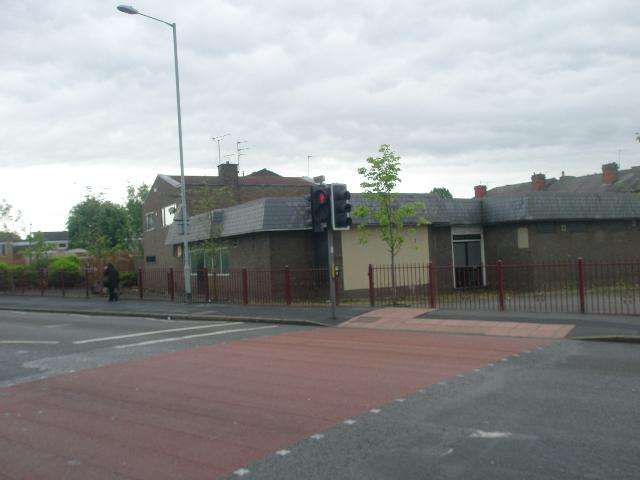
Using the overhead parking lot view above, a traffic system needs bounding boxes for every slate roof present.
[350,194,481,226]
[165,190,640,245]
[163,174,311,187]
[482,192,640,224]
[486,166,640,197]
[165,197,308,245]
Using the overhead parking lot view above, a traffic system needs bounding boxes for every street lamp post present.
[117,5,192,302]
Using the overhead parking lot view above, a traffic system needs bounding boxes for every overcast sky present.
[2,0,639,233]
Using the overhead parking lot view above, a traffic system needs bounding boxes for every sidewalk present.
[0,295,372,327]
[0,295,637,339]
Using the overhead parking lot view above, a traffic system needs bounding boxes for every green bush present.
[120,271,137,287]
[48,256,83,288]
[0,262,9,290]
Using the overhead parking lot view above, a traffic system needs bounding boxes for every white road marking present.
[470,430,513,439]
[370,409,381,414]
[73,322,243,344]
[310,434,324,440]
[113,325,278,349]
[276,450,290,456]
[234,468,251,476]
[0,341,59,345]
[441,448,454,457]
[43,324,69,328]
[344,419,356,425]
[395,398,406,402]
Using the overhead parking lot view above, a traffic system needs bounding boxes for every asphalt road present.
[0,309,308,386]
[234,338,640,480]
[1,310,639,479]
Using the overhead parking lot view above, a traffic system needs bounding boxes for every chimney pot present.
[602,162,619,185]
[474,185,487,199]
[531,173,546,192]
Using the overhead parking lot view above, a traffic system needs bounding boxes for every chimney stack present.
[531,173,546,192]
[218,161,239,187]
[602,162,619,185]
[474,185,487,199]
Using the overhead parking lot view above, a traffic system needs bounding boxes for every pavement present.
[0,295,638,340]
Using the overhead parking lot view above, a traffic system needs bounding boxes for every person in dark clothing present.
[103,263,120,301]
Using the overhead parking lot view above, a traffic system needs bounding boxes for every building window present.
[162,204,177,227]
[145,256,156,264]
[0,244,5,256]
[517,227,529,249]
[173,244,183,258]
[568,222,588,233]
[145,212,155,231]
[608,221,626,232]
[536,222,555,234]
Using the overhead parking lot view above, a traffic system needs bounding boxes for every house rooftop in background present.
[477,163,640,198]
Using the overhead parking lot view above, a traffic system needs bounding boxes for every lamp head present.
[117,5,139,14]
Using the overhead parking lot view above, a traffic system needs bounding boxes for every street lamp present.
[117,4,192,302]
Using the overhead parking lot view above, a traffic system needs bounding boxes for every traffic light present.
[331,183,352,230]
[309,185,331,232]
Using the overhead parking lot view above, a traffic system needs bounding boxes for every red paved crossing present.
[0,328,548,479]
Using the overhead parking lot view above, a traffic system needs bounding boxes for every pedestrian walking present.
[103,263,120,302]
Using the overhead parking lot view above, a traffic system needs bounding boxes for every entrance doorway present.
[452,234,484,287]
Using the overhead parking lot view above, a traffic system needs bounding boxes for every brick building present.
[155,162,640,293]
[142,163,313,268]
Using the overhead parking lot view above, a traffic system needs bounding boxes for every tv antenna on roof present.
[307,154,312,177]
[211,133,229,165]
[236,140,249,168]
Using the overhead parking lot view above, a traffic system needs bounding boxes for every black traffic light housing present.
[309,185,332,232]
[331,183,352,230]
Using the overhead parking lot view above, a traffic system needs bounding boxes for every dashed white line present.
[370,409,381,414]
[344,419,356,425]
[74,322,243,344]
[470,430,513,439]
[234,468,251,476]
[0,341,59,345]
[275,450,290,456]
[113,325,278,349]
[310,434,324,440]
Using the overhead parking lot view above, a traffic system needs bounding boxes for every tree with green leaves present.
[67,194,129,259]
[22,232,54,268]
[353,144,428,301]
[430,187,453,199]
[124,183,150,255]
[0,199,22,239]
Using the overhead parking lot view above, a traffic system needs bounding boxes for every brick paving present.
[341,307,575,338]
[0,327,548,479]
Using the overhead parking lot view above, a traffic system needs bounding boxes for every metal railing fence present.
[368,259,640,315]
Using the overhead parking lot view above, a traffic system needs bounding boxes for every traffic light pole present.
[327,227,336,320]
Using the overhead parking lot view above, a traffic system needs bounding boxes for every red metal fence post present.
[284,267,292,305]
[368,264,375,307]
[138,268,144,300]
[497,260,505,311]
[427,262,436,308]
[242,268,249,305]
[203,267,210,303]
[60,270,65,297]
[578,257,586,314]
[335,275,340,306]
[168,268,175,302]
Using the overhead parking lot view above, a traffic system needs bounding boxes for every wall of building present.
[427,226,453,266]
[484,220,640,264]
[142,177,183,269]
[340,226,429,291]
